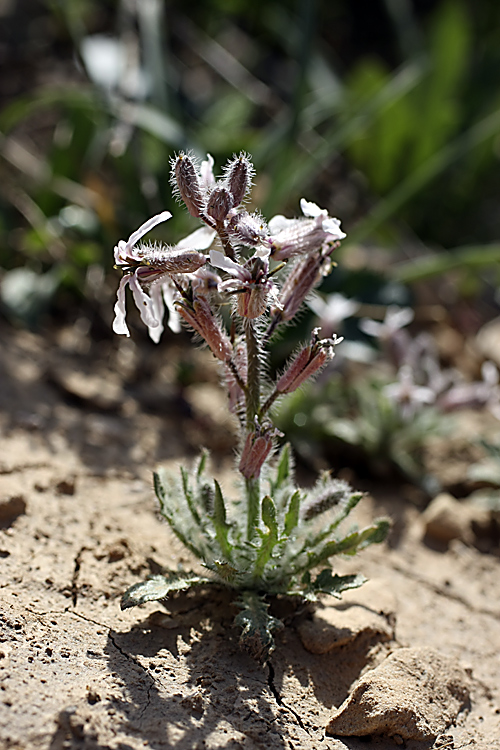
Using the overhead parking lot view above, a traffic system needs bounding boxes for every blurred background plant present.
[2,0,500,488]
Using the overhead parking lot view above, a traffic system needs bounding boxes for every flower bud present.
[276,332,340,394]
[177,292,233,363]
[226,210,269,247]
[206,186,233,223]
[173,153,205,218]
[225,153,254,207]
[271,254,323,324]
[239,425,275,479]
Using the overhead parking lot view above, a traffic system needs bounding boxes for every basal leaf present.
[308,569,367,598]
[120,572,210,610]
[234,590,283,663]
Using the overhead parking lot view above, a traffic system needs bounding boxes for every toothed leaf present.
[254,496,279,578]
[234,591,283,663]
[307,569,367,599]
[121,572,210,610]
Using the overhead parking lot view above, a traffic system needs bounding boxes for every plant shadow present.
[103,587,397,749]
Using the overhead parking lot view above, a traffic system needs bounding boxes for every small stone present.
[326,647,471,740]
[297,580,396,655]
[422,493,472,545]
[0,494,27,526]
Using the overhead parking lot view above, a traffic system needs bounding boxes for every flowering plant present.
[114,152,389,662]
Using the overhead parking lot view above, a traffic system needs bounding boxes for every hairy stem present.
[259,389,279,418]
[244,319,261,540]
[244,319,260,427]
[246,476,260,541]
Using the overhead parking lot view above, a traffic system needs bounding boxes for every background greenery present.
[1,0,500,329]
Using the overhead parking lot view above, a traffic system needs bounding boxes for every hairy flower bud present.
[225,153,254,207]
[239,423,277,479]
[276,331,341,394]
[173,153,205,218]
[177,292,233,363]
[226,210,269,247]
[271,254,323,324]
[206,186,233,223]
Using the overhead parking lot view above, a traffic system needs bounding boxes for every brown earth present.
[1,321,500,750]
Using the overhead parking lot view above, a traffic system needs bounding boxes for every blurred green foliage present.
[1,0,500,326]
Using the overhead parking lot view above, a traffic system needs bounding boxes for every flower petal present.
[200,153,216,189]
[127,211,172,249]
[176,226,216,251]
[209,249,243,277]
[129,274,159,329]
[300,198,327,218]
[113,276,130,336]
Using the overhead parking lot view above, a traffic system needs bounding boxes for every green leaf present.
[212,480,233,562]
[308,570,367,599]
[153,471,205,560]
[299,518,390,573]
[196,449,208,478]
[284,490,301,536]
[234,591,283,663]
[275,443,291,489]
[180,466,202,527]
[254,496,279,579]
[120,572,210,610]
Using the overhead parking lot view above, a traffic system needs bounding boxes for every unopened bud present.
[239,427,274,479]
[226,210,269,247]
[206,186,233,223]
[276,332,340,393]
[237,286,269,319]
[225,153,254,207]
[271,254,323,323]
[177,292,233,363]
[173,153,205,218]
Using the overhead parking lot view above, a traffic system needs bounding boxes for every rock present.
[0,494,26,526]
[297,579,396,655]
[422,493,472,545]
[326,647,471,740]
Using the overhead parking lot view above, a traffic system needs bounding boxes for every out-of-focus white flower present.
[359,305,414,340]
[308,292,360,334]
[384,364,435,420]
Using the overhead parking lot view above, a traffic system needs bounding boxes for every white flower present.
[268,199,345,261]
[359,306,414,340]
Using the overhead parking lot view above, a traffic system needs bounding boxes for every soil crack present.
[71,546,86,607]
[267,661,310,735]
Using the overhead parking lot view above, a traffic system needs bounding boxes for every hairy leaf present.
[284,489,301,536]
[153,471,206,560]
[234,591,283,663]
[212,479,233,562]
[307,569,367,599]
[121,572,210,610]
[254,496,279,578]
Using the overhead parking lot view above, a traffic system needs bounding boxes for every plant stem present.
[244,319,261,540]
[244,319,260,427]
[246,476,260,541]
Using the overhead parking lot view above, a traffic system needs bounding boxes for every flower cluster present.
[113,151,345,347]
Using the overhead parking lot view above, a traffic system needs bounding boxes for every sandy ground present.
[1,322,500,750]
